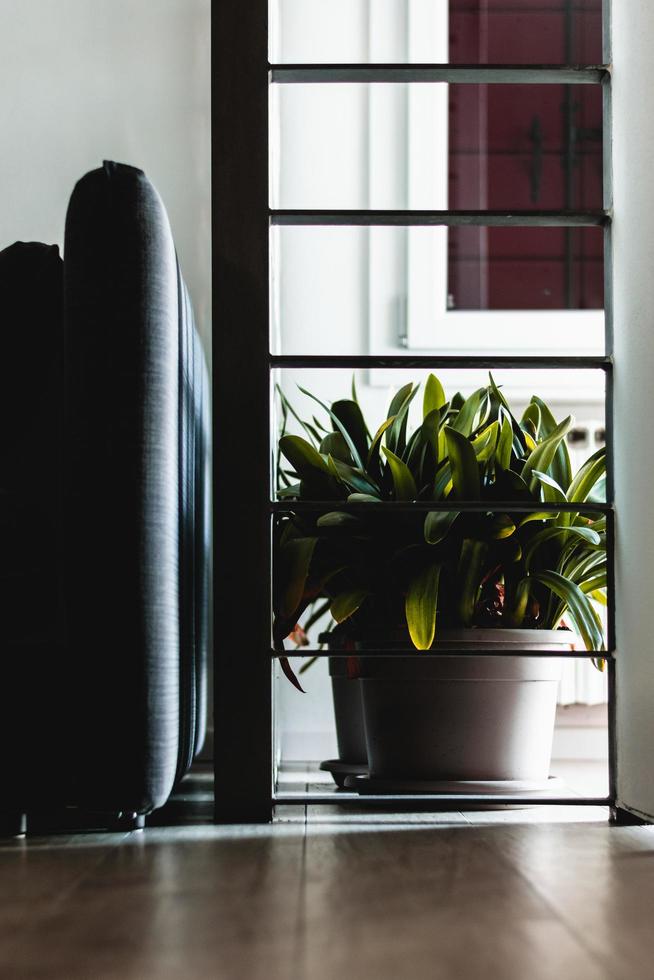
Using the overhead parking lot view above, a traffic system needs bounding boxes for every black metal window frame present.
[213,0,616,823]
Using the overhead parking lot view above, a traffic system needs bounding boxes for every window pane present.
[271,0,603,65]
[271,227,605,356]
[271,83,603,210]
[449,0,603,65]
[271,368,606,482]
[448,227,604,311]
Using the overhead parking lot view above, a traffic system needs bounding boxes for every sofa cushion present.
[63,162,181,813]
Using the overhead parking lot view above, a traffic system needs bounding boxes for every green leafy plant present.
[273,375,607,689]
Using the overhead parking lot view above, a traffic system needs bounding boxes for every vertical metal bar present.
[603,0,612,66]
[607,656,618,803]
[563,1,575,309]
[606,509,616,655]
[212,0,273,822]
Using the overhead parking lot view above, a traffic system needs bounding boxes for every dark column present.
[212,0,272,822]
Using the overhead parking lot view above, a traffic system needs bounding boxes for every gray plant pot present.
[329,657,367,765]
[358,629,575,782]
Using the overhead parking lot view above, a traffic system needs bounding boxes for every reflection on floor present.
[0,786,652,979]
[275,758,610,819]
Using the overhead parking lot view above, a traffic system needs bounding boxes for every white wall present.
[613,1,654,820]
[0,0,211,349]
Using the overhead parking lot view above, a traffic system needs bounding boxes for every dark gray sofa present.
[0,162,210,830]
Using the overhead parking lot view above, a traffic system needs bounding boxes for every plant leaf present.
[320,431,353,464]
[387,383,415,420]
[532,469,568,502]
[521,402,541,441]
[450,387,486,438]
[528,569,604,651]
[316,511,361,528]
[386,384,419,457]
[406,563,442,650]
[328,455,380,496]
[279,435,330,476]
[382,446,418,500]
[423,374,447,418]
[530,395,572,491]
[471,421,499,463]
[298,386,365,470]
[279,656,305,693]
[331,399,369,466]
[521,416,573,490]
[424,510,459,545]
[276,385,321,446]
[278,537,318,619]
[367,416,396,470]
[444,426,480,499]
[495,415,514,471]
[567,446,606,504]
[331,589,370,624]
[489,513,516,539]
[457,539,488,626]
[524,525,601,570]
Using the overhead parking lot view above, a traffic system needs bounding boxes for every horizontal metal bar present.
[270,64,609,85]
[270,354,611,370]
[274,794,612,806]
[272,500,613,514]
[272,649,613,660]
[271,210,609,228]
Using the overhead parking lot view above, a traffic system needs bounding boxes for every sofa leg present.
[111,812,146,832]
[0,812,26,837]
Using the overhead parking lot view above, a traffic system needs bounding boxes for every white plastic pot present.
[358,629,576,782]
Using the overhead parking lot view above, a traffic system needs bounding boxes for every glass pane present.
[272,370,608,660]
[271,0,603,65]
[271,368,606,494]
[448,227,604,311]
[271,83,603,210]
[271,226,605,355]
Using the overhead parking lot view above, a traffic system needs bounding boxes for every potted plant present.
[273,375,606,788]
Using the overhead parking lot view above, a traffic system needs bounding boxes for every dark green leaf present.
[387,383,415,420]
[298,386,365,470]
[331,399,369,465]
[386,384,419,457]
[450,387,486,438]
[331,589,370,623]
[382,446,418,500]
[456,539,488,626]
[278,537,318,619]
[521,416,572,490]
[528,569,604,651]
[319,431,353,464]
[424,510,459,545]
[524,525,601,570]
[530,395,572,491]
[444,426,480,499]
[279,435,329,477]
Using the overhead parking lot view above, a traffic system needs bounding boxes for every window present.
[213,0,614,820]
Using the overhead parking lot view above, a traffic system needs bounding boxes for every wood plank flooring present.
[0,803,653,980]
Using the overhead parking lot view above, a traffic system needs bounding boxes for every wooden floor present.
[0,795,653,980]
